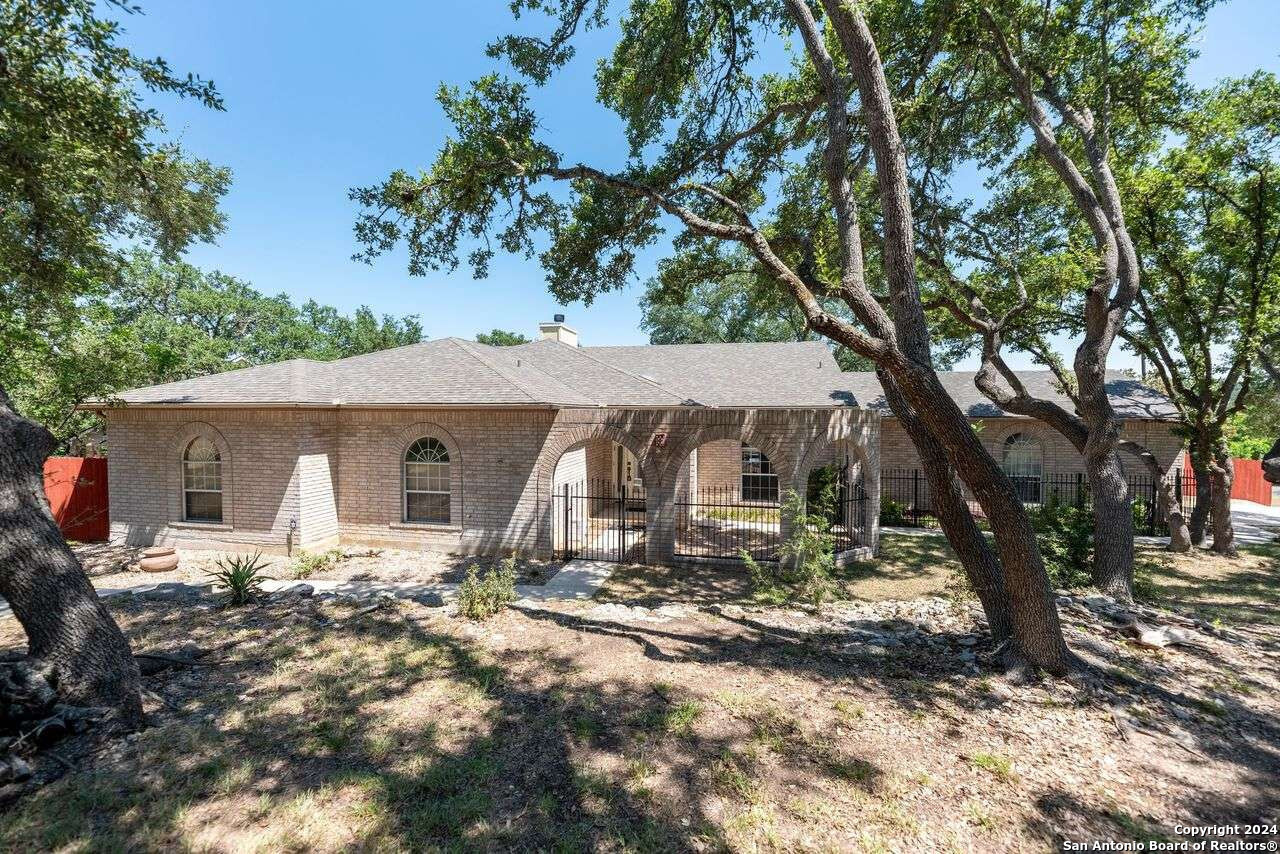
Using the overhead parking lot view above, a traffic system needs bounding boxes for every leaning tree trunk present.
[1118,440,1190,552]
[879,370,1013,642]
[0,386,143,727]
[1084,435,1135,601]
[1207,451,1237,556]
[1187,449,1212,546]
[891,364,1071,673]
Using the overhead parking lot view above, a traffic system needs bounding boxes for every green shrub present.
[1130,496,1154,533]
[743,489,837,606]
[291,548,344,579]
[458,556,518,620]
[879,497,908,526]
[206,552,272,605]
[1029,497,1093,589]
[1228,434,1274,460]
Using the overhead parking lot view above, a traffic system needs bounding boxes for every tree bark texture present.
[1188,453,1211,546]
[878,370,1013,642]
[1265,437,1280,484]
[1118,440,1191,552]
[1208,452,1237,556]
[0,385,142,726]
[1084,434,1135,600]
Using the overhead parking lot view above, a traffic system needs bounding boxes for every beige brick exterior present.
[878,416,1184,478]
[104,405,882,563]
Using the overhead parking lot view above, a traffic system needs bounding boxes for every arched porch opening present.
[799,437,876,555]
[665,432,794,564]
[539,424,653,564]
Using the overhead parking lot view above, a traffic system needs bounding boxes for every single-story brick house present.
[89,320,1182,563]
[90,321,881,565]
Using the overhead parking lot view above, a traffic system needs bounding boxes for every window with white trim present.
[741,445,779,503]
[182,437,223,523]
[1002,432,1043,502]
[404,437,451,523]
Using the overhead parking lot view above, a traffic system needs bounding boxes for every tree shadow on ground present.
[1135,544,1280,630]
[0,597,898,851]
[3,557,1278,850]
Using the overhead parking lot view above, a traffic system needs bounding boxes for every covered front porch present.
[538,407,881,566]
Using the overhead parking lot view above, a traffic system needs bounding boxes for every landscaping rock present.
[0,755,31,785]
[137,582,205,603]
[268,583,315,602]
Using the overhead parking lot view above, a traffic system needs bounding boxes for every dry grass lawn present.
[0,534,1276,852]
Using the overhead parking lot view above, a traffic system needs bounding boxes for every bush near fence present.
[878,467,1200,536]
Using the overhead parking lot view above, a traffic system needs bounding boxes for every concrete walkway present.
[0,559,617,621]
[258,558,617,604]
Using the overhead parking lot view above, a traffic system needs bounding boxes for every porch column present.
[645,478,676,565]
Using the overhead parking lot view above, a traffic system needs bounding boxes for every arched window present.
[404,437,451,523]
[182,437,223,523]
[741,445,779,503]
[1002,432,1043,502]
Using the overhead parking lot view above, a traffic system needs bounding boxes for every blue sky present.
[124,0,1279,360]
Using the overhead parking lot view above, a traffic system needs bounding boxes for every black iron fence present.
[551,478,646,563]
[674,476,873,562]
[829,478,871,554]
[879,467,1203,536]
[675,485,782,561]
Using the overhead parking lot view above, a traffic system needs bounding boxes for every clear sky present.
[122,0,1279,358]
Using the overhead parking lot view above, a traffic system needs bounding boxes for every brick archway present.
[534,423,657,489]
[657,421,792,487]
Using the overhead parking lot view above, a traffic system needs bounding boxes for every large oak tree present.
[0,0,226,724]
[353,0,1076,669]
[1124,73,1280,554]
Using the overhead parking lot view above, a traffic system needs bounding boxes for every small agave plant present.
[205,552,272,605]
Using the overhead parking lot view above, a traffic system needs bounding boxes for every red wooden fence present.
[1231,458,1275,505]
[43,456,109,542]
[1183,455,1277,505]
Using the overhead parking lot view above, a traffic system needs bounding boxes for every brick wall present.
[879,416,1185,478]
[105,408,304,552]
[693,439,742,495]
[104,404,882,562]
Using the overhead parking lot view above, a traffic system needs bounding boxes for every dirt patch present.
[2,558,1277,851]
[77,542,562,590]
[596,532,960,606]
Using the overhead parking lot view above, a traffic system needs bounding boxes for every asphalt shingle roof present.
[102,337,1176,419]
[839,370,1179,420]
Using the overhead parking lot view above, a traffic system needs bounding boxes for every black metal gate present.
[674,486,782,561]
[551,478,646,563]
[830,477,871,554]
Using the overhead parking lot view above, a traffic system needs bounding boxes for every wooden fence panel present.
[1231,458,1274,505]
[1183,455,1277,505]
[43,456,110,542]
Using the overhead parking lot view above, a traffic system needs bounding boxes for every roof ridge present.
[445,339,541,404]
[326,338,435,366]
[559,341,691,403]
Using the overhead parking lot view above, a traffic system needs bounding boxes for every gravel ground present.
[76,541,563,589]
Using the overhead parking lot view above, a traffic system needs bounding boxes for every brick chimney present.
[539,314,579,347]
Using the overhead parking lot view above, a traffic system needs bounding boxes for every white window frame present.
[182,436,224,523]
[1002,432,1044,502]
[741,445,779,503]
[403,437,451,524]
